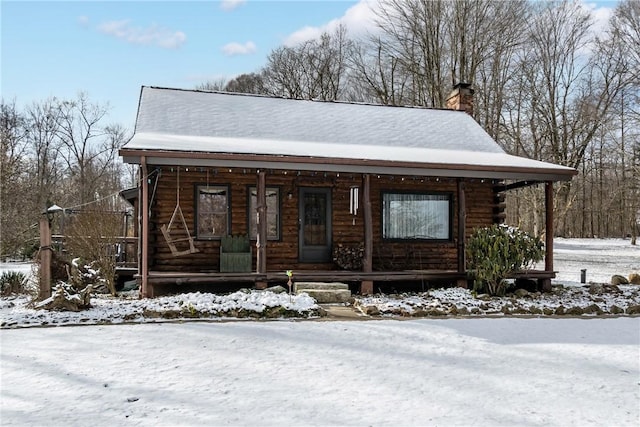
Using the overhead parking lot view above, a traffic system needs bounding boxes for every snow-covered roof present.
[121,86,576,181]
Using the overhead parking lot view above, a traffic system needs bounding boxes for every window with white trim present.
[248,187,280,240]
[382,192,451,240]
[196,185,229,239]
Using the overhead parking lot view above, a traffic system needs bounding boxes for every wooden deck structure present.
[138,269,555,297]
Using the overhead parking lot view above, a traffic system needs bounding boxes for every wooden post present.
[256,170,267,275]
[457,179,466,272]
[542,181,554,292]
[545,181,554,272]
[456,179,468,288]
[361,174,373,295]
[140,157,150,298]
[38,217,52,300]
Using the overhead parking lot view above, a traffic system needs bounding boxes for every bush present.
[0,271,28,296]
[69,259,109,294]
[65,207,122,295]
[466,224,544,296]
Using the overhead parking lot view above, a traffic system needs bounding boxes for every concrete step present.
[294,282,349,291]
[297,288,352,304]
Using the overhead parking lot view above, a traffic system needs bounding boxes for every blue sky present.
[1,0,617,130]
[2,0,362,129]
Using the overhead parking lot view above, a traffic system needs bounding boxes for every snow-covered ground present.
[549,238,639,285]
[0,262,33,277]
[1,318,638,426]
[1,238,639,426]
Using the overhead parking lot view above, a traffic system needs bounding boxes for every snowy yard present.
[544,238,640,285]
[1,238,639,426]
[1,318,638,426]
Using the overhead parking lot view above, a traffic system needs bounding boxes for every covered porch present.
[130,169,558,297]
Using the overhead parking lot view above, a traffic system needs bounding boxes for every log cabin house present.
[119,85,576,297]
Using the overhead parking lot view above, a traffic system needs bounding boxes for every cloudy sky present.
[1,0,616,130]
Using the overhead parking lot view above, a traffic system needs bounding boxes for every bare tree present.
[24,99,65,209]
[54,93,125,204]
[592,0,640,242]
[348,36,411,105]
[263,45,305,98]
[196,78,228,92]
[224,72,267,94]
[263,24,353,100]
[369,0,530,115]
[0,100,32,257]
[2,92,130,259]
[503,1,630,236]
[371,0,448,107]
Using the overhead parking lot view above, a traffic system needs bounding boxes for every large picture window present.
[249,187,280,240]
[382,192,451,240]
[196,185,229,239]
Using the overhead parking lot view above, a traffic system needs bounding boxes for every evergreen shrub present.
[467,224,544,296]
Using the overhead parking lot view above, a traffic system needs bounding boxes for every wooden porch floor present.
[122,269,556,296]
[119,268,556,287]
[144,269,469,286]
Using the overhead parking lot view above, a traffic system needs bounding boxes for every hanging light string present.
[58,169,160,212]
[62,190,125,212]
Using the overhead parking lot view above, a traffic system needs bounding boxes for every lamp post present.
[39,204,65,300]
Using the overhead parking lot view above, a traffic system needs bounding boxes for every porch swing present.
[160,167,200,256]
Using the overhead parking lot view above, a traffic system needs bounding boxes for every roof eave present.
[119,148,577,182]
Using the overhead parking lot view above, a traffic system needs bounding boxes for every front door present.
[299,187,332,263]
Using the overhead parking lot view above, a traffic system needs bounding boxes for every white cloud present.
[284,0,379,46]
[220,0,246,12]
[97,20,187,49]
[581,0,614,36]
[222,41,257,56]
[77,16,90,28]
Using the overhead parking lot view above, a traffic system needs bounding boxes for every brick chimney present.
[446,83,474,116]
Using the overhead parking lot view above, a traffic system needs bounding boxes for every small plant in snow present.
[69,259,109,294]
[467,224,544,296]
[286,270,294,302]
[0,271,28,296]
[183,302,197,316]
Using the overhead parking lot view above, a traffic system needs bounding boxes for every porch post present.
[545,181,554,272]
[256,170,267,278]
[140,157,149,298]
[361,174,374,294]
[457,179,468,288]
[543,181,554,292]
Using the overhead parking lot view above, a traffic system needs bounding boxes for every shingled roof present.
[120,86,576,181]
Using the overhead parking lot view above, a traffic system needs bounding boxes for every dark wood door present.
[299,187,332,263]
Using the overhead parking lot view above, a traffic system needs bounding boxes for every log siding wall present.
[146,167,496,273]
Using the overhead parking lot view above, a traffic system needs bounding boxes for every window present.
[196,185,229,239]
[248,187,280,240]
[382,192,451,240]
